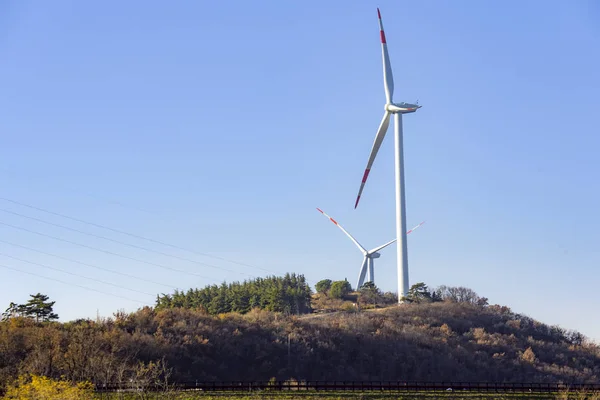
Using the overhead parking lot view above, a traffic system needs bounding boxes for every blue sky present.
[1,1,599,340]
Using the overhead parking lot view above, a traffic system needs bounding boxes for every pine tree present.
[403,282,432,304]
[153,274,312,315]
[22,293,59,322]
[358,282,383,305]
[329,280,352,299]
[315,279,332,294]
[1,302,20,321]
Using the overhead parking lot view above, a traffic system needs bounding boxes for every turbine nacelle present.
[317,208,424,290]
[386,102,422,114]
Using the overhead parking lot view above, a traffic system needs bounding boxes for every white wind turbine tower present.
[353,8,422,302]
[317,208,424,290]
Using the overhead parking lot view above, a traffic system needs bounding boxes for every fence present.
[95,381,600,393]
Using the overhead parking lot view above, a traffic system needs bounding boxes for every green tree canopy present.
[23,293,59,322]
[155,273,313,315]
[329,280,352,299]
[315,279,332,294]
[3,294,59,322]
[403,282,433,304]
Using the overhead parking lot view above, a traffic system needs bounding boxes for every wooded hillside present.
[1,284,599,389]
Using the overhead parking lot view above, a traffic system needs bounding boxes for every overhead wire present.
[0,221,223,282]
[0,167,155,215]
[0,197,280,275]
[0,207,258,278]
[0,196,319,288]
[0,251,156,297]
[0,263,153,306]
[0,239,178,290]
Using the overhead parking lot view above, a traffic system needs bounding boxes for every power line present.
[0,251,156,297]
[0,197,321,289]
[0,167,155,215]
[0,208,257,278]
[0,220,220,282]
[0,197,320,288]
[0,239,178,290]
[0,263,153,306]
[0,197,279,275]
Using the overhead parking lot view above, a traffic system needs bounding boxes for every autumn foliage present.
[0,282,599,395]
[2,375,93,399]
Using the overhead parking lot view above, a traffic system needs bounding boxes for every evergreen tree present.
[358,282,383,305]
[329,280,352,299]
[155,274,312,315]
[315,279,332,294]
[403,282,432,304]
[22,293,59,322]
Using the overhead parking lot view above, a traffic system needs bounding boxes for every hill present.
[1,294,599,388]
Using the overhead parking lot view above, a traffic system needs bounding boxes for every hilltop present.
[1,283,599,388]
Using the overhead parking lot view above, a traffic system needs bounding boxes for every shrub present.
[3,375,94,400]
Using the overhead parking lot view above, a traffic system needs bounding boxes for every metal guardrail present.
[95,381,600,393]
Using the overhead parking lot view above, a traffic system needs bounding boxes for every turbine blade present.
[356,257,368,290]
[378,8,394,104]
[316,208,367,253]
[406,221,426,235]
[367,221,426,253]
[369,239,396,254]
[354,112,391,208]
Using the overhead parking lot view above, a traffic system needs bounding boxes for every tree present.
[1,302,20,321]
[521,347,536,364]
[565,329,585,346]
[315,279,332,295]
[21,293,59,322]
[358,282,383,305]
[434,285,486,306]
[476,297,489,307]
[155,274,312,316]
[403,282,432,304]
[430,289,443,303]
[329,280,352,299]
[382,291,398,304]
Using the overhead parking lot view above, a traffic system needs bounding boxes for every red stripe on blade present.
[362,169,370,183]
[354,196,361,209]
[377,8,381,19]
[330,218,338,225]
[316,208,323,213]
[380,31,386,44]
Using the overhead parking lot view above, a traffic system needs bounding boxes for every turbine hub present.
[386,102,421,114]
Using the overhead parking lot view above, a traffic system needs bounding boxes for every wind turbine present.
[353,8,422,302]
[316,207,424,290]
[354,8,421,303]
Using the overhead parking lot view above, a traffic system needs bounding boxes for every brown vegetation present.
[1,300,599,391]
